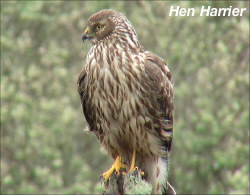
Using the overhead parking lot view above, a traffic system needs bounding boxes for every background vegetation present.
[1,1,249,194]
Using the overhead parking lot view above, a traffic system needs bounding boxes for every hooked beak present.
[82,27,91,42]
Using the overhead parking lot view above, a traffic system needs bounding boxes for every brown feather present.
[78,9,174,194]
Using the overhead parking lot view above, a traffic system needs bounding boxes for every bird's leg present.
[102,156,126,180]
[128,149,138,172]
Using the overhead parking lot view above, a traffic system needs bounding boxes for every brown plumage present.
[77,9,174,194]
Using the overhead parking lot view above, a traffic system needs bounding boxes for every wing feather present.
[77,68,96,133]
[143,51,174,151]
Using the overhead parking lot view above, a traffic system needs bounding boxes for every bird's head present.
[82,9,138,44]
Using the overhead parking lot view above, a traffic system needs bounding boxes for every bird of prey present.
[77,9,174,194]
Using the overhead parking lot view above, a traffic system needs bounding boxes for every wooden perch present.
[103,169,176,195]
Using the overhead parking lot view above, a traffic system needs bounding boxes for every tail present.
[142,156,169,194]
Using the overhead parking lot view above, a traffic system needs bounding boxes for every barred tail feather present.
[142,156,169,194]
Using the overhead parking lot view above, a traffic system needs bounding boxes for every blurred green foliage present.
[1,1,249,194]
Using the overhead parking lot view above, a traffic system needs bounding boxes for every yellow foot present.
[128,150,137,172]
[129,166,139,172]
[102,156,126,180]
[127,150,144,175]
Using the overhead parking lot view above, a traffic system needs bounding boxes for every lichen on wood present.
[103,169,176,195]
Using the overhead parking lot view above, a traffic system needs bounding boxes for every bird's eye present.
[95,25,103,31]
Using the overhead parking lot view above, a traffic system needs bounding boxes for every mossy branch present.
[103,170,176,195]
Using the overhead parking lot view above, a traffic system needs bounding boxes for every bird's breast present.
[85,45,162,156]
[86,45,145,121]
